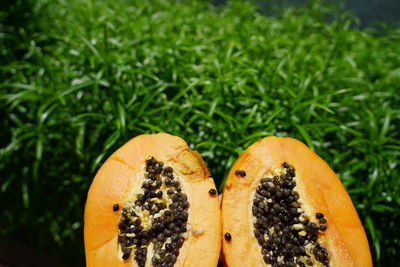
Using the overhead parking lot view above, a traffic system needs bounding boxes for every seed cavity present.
[117,157,189,266]
[235,170,246,177]
[252,162,329,266]
[224,232,232,241]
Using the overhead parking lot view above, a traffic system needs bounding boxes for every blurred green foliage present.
[1,0,399,266]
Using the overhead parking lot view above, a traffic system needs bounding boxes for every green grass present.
[1,0,399,265]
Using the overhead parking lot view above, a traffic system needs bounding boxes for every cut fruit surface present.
[84,133,221,267]
[221,136,372,267]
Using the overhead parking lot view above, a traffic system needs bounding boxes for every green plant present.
[1,0,399,265]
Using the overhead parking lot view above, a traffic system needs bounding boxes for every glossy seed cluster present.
[235,169,246,177]
[252,162,329,267]
[117,157,189,267]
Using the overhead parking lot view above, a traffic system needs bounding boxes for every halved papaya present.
[221,136,372,267]
[84,133,221,267]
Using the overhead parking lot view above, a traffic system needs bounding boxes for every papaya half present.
[221,136,372,267]
[84,133,221,267]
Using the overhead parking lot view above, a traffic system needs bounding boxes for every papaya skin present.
[84,133,221,267]
[221,136,372,267]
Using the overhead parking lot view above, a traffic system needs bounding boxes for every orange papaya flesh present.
[221,136,372,267]
[84,133,221,267]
